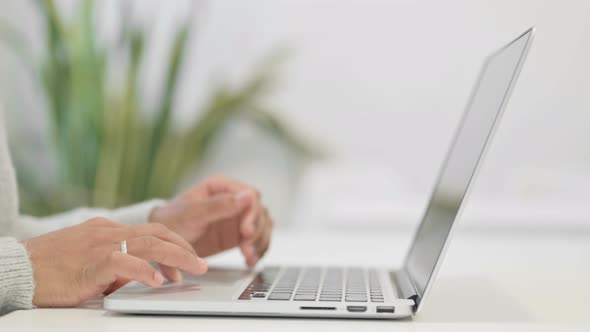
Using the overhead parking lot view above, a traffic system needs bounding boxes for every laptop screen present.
[404,29,534,306]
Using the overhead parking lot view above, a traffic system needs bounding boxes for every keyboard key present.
[294,294,316,301]
[239,268,281,300]
[269,293,292,301]
[346,296,368,302]
[319,298,341,302]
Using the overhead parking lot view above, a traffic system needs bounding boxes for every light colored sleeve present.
[11,199,167,240]
[0,237,35,315]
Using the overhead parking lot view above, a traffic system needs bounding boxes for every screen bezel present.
[402,28,535,312]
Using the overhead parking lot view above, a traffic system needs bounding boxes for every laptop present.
[105,28,535,319]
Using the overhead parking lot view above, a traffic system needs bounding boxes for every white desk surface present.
[2,227,589,331]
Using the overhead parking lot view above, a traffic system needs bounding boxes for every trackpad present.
[110,268,254,301]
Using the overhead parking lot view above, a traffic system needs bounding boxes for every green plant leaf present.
[138,22,191,200]
[10,3,319,216]
[38,0,70,130]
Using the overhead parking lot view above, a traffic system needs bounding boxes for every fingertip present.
[153,272,165,286]
[243,247,259,267]
[160,265,182,283]
[196,257,208,274]
[172,269,183,283]
[246,255,258,268]
[239,243,257,267]
[234,190,253,210]
[240,242,255,257]
[239,243,250,259]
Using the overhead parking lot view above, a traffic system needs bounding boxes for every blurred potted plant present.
[0,0,316,216]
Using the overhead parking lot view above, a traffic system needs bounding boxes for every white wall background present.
[1,0,589,229]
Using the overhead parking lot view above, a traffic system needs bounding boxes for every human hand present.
[149,175,273,267]
[22,218,206,308]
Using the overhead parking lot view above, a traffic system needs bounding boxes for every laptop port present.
[346,306,367,313]
[300,306,336,311]
[376,306,395,313]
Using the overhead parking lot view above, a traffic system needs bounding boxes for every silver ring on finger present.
[120,240,128,254]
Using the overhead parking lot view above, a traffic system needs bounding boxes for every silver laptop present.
[105,28,534,319]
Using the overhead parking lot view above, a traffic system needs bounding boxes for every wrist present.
[147,199,169,224]
[148,206,160,224]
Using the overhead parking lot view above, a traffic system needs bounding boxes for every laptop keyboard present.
[238,267,385,302]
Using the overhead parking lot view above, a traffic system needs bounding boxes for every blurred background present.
[0,0,588,232]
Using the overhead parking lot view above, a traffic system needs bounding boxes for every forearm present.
[11,199,166,240]
[0,237,34,315]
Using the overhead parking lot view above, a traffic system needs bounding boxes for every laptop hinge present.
[391,269,420,312]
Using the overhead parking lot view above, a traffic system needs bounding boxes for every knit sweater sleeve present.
[0,237,34,315]
[0,106,35,315]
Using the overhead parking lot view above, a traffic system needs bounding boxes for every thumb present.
[192,190,252,224]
